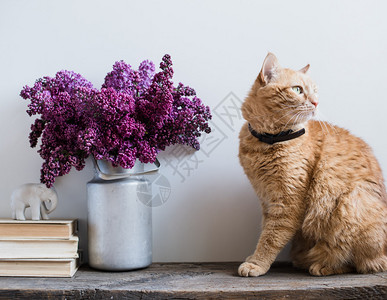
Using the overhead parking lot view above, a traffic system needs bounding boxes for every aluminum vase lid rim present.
[93,158,160,180]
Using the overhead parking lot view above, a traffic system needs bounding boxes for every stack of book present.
[0,219,80,277]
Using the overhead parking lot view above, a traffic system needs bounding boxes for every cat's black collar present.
[248,123,305,145]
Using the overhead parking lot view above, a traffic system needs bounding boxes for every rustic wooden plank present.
[0,262,386,299]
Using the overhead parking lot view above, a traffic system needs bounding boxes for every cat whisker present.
[295,111,309,125]
[316,119,328,135]
[273,109,300,124]
[317,117,336,136]
[275,107,297,112]
[315,111,338,135]
[280,111,303,132]
[279,103,302,109]
[322,121,333,135]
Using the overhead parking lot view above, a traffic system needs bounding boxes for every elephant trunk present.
[45,194,58,214]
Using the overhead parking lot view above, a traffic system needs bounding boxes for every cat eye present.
[292,86,303,94]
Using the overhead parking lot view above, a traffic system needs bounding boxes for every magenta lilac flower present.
[20,71,95,187]
[102,60,155,97]
[21,55,212,188]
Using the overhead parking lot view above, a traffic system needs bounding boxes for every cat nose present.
[310,99,318,107]
[308,96,318,107]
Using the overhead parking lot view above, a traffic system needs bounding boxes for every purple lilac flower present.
[20,71,95,187]
[21,55,212,188]
[135,55,212,152]
[81,87,140,169]
[102,60,155,97]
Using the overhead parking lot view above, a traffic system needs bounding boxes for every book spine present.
[0,239,78,259]
[0,258,79,277]
[0,220,78,239]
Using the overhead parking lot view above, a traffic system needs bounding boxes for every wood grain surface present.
[0,262,386,299]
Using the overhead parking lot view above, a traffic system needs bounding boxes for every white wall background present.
[1,0,386,263]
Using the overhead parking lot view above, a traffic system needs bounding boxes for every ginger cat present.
[238,53,387,277]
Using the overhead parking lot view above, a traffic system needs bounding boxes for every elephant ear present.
[37,184,52,195]
[37,184,49,195]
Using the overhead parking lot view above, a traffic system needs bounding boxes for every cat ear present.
[258,52,280,85]
[299,64,310,74]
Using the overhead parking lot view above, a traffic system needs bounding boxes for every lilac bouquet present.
[21,55,212,187]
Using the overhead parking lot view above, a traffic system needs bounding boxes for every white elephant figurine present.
[11,183,58,220]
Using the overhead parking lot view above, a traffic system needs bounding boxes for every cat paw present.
[238,262,269,277]
[309,263,335,276]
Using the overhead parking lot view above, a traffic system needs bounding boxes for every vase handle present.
[93,158,160,180]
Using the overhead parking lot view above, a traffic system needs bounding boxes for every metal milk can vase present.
[87,159,159,271]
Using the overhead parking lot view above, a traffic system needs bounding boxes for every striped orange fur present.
[238,53,387,277]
